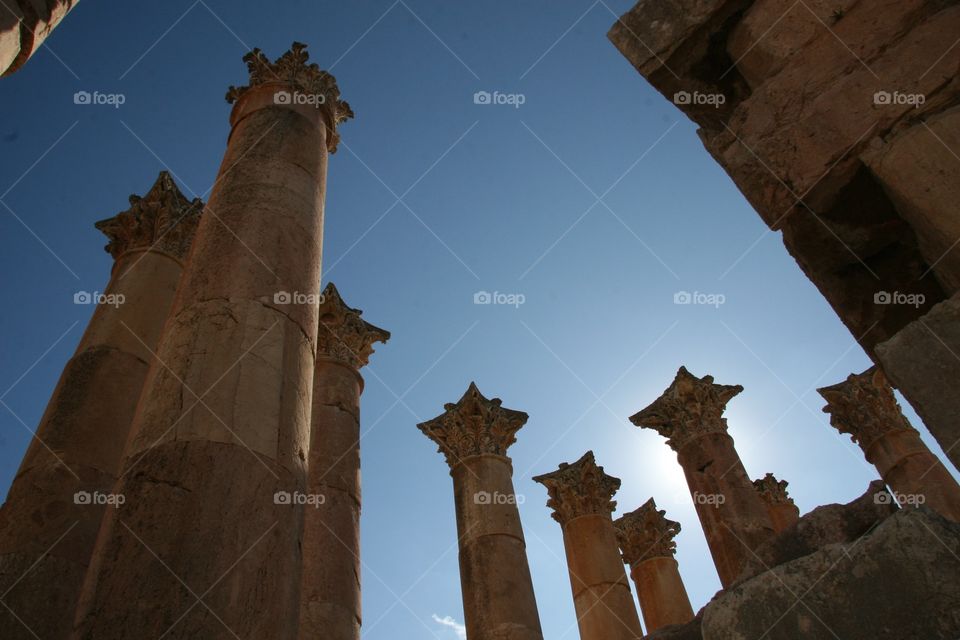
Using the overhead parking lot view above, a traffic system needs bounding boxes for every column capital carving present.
[753,473,795,506]
[94,171,203,261]
[417,383,528,467]
[614,498,680,565]
[533,451,620,525]
[225,42,353,152]
[818,367,917,451]
[316,283,390,370]
[630,366,743,451]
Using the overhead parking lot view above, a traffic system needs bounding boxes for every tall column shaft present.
[73,44,351,639]
[1,0,79,76]
[563,514,643,639]
[535,452,643,640]
[419,383,544,640]
[820,367,960,523]
[630,557,694,631]
[453,455,542,640]
[677,433,774,586]
[0,172,199,640]
[300,360,362,639]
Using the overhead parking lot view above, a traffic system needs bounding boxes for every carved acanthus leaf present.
[753,473,795,506]
[94,171,203,261]
[818,367,916,451]
[533,451,620,525]
[316,283,390,370]
[614,498,681,564]
[630,366,742,451]
[417,383,528,467]
[225,42,353,151]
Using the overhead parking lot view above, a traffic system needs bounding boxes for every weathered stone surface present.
[701,509,960,639]
[753,473,799,533]
[645,613,704,640]
[1,0,79,76]
[738,480,896,582]
[877,291,960,473]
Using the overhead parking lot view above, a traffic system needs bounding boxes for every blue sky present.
[0,1,953,638]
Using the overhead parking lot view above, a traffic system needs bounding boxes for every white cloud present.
[431,614,467,640]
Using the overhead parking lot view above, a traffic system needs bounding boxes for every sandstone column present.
[614,498,694,633]
[533,451,643,640]
[1,0,79,76]
[73,43,353,639]
[418,383,544,640]
[753,473,800,533]
[630,367,775,587]
[299,283,389,640]
[819,367,960,522]
[0,172,200,640]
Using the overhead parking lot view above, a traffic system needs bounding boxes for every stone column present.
[819,367,960,522]
[533,451,643,640]
[630,367,775,588]
[753,473,800,533]
[417,383,543,640]
[0,172,200,640]
[73,43,353,639]
[299,283,389,640]
[614,499,694,633]
[1,0,79,76]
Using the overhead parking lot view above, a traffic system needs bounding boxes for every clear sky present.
[0,2,953,638]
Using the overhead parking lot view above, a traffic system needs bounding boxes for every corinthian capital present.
[614,498,680,565]
[753,473,795,507]
[225,42,353,151]
[630,366,743,451]
[316,283,390,370]
[417,383,528,468]
[818,367,916,451]
[533,451,620,525]
[94,171,203,261]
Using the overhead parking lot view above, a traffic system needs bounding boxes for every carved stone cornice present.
[225,42,353,152]
[630,366,743,451]
[753,473,795,506]
[316,283,390,370]
[417,383,528,468]
[533,451,620,525]
[818,367,917,451]
[614,498,681,565]
[94,171,203,261]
